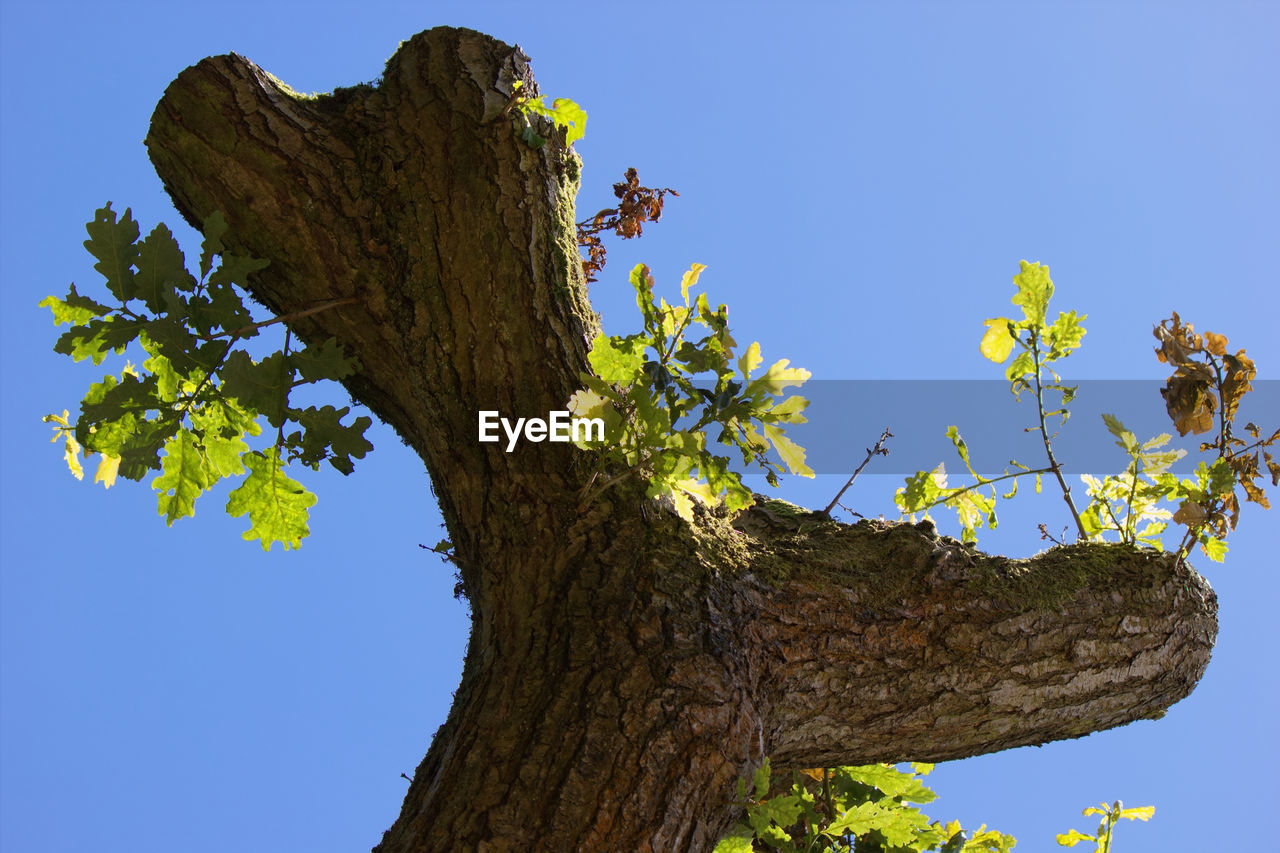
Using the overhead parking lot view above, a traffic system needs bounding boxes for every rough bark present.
[144,27,1218,853]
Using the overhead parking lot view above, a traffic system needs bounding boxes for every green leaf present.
[207,251,270,290]
[842,764,937,804]
[765,394,808,421]
[44,410,84,480]
[1055,828,1094,847]
[220,351,291,427]
[54,316,147,364]
[1046,309,1087,356]
[710,831,754,853]
[39,285,112,326]
[225,449,317,551]
[752,758,772,799]
[1004,350,1036,386]
[1010,260,1053,327]
[588,334,646,383]
[519,124,546,149]
[737,341,762,379]
[78,370,159,431]
[750,794,805,835]
[134,223,194,313]
[763,422,814,477]
[549,97,587,144]
[747,359,810,395]
[897,465,946,514]
[75,374,180,479]
[680,262,707,306]
[152,429,214,525]
[199,211,229,279]
[1101,413,1139,454]
[947,425,971,467]
[186,282,255,337]
[200,428,250,478]
[143,316,221,376]
[1200,535,1228,561]
[141,346,181,402]
[290,337,360,383]
[286,405,374,473]
[1205,457,1236,497]
[84,204,139,302]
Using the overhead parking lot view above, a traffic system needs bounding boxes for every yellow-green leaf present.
[763,423,814,477]
[1055,828,1094,847]
[738,341,762,379]
[980,317,1017,363]
[1118,805,1155,822]
[765,394,809,422]
[680,262,707,306]
[1011,260,1054,327]
[225,449,317,551]
[748,359,810,395]
[152,429,214,525]
[94,453,121,489]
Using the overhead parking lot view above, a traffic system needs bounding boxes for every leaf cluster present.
[713,760,1015,853]
[568,263,813,521]
[576,167,679,283]
[41,205,371,550]
[509,80,587,149]
[1077,416,1182,551]
[1056,801,1154,853]
[897,261,1079,543]
[1152,313,1279,561]
[895,261,1276,566]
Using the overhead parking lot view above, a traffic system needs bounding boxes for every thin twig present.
[911,466,1054,514]
[1030,332,1087,539]
[201,297,357,341]
[822,428,892,516]
[1037,523,1066,546]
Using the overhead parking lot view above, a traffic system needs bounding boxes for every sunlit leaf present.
[1010,260,1053,327]
[737,341,762,379]
[225,449,317,551]
[680,262,707,306]
[980,317,1017,363]
[152,429,214,525]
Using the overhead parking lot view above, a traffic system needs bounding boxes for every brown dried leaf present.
[1230,452,1270,508]
[1264,451,1280,486]
[1220,351,1256,424]
[1153,312,1203,366]
[576,168,678,282]
[1161,370,1217,436]
[1172,501,1208,526]
[1240,476,1270,509]
[1204,330,1229,357]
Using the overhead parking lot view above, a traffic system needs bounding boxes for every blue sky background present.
[2,2,1276,850]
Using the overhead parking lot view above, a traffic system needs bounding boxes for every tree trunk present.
[144,27,1217,853]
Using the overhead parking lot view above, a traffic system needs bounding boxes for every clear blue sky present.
[2,2,1276,850]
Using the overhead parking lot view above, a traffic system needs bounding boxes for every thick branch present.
[146,29,598,585]
[722,506,1217,769]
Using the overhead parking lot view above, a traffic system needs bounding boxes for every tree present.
[125,26,1215,852]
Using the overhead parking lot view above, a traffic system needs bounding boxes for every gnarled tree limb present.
[145,27,1217,853]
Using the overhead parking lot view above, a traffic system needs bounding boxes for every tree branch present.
[721,513,1216,768]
